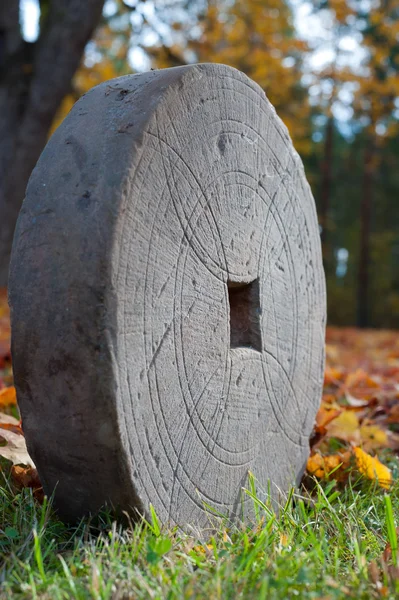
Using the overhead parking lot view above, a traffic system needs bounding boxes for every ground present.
[1,290,399,598]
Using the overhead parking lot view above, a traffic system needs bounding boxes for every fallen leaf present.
[193,544,214,557]
[0,419,34,466]
[344,369,367,389]
[324,366,344,386]
[0,412,23,436]
[0,386,17,407]
[359,423,389,450]
[353,447,392,489]
[0,289,10,368]
[307,452,351,479]
[368,559,381,586]
[345,393,370,408]
[325,344,340,364]
[387,404,399,423]
[279,532,289,546]
[345,369,379,390]
[0,421,23,436]
[322,393,338,404]
[11,465,43,502]
[326,410,361,443]
[315,405,343,434]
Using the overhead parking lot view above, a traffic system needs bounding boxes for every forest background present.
[2,0,399,329]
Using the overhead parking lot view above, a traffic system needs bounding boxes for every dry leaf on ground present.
[307,451,351,480]
[308,327,399,487]
[0,386,17,407]
[0,289,10,367]
[11,465,43,502]
[353,447,392,489]
[0,414,34,466]
[359,423,389,451]
[325,411,361,444]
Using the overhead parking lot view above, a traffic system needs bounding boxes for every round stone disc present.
[9,64,326,526]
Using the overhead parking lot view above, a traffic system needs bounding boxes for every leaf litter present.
[308,327,399,489]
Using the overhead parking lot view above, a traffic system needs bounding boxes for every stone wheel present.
[9,64,326,526]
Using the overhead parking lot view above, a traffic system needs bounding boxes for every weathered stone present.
[8,63,326,526]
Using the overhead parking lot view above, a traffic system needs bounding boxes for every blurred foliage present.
[49,0,399,328]
[149,0,312,155]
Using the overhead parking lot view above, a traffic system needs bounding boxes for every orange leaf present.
[307,452,350,479]
[0,289,11,367]
[324,367,344,386]
[322,393,339,404]
[11,465,40,488]
[343,369,380,401]
[0,386,17,407]
[353,447,392,489]
[315,406,342,434]
[0,422,23,436]
[387,404,399,423]
[345,369,368,389]
[11,465,44,502]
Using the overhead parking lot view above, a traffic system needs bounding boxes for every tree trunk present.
[0,0,105,287]
[357,138,374,328]
[319,116,334,272]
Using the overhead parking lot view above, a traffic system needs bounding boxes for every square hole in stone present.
[227,279,262,352]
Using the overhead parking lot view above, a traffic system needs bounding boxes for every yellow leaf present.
[0,386,17,407]
[326,410,360,443]
[359,424,389,450]
[279,532,289,547]
[353,447,392,489]
[192,544,213,555]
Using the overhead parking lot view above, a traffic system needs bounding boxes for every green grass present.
[1,468,399,599]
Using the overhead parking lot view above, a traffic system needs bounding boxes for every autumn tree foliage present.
[304,0,399,328]
[196,0,312,155]
[149,0,312,155]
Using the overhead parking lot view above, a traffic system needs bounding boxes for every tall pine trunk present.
[0,1,105,286]
[319,116,334,272]
[357,139,374,328]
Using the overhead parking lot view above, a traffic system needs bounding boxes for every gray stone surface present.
[8,63,326,526]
